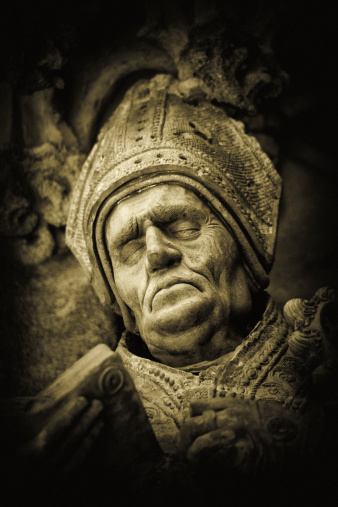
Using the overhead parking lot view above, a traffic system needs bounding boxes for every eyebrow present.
[150,203,207,224]
[110,216,138,248]
[108,203,208,248]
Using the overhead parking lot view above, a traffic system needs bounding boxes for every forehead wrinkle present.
[107,193,211,247]
[150,203,207,224]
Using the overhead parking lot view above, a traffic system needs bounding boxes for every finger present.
[24,396,90,457]
[189,399,228,416]
[24,396,66,429]
[25,396,59,415]
[49,399,104,469]
[186,427,237,462]
[189,397,251,417]
[59,417,105,475]
[215,408,248,431]
[178,410,217,452]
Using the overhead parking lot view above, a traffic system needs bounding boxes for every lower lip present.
[152,283,199,311]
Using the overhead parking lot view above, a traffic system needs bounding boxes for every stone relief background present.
[0,0,337,396]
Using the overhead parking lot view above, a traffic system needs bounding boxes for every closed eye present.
[120,239,145,264]
[167,220,201,239]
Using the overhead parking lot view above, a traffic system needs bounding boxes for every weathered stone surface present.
[0,151,38,237]
[138,1,288,115]
[8,223,55,265]
[20,89,63,147]
[67,41,176,152]
[0,187,38,238]
[22,143,84,228]
[0,140,84,265]
[0,253,120,397]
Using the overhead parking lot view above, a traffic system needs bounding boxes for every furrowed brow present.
[109,216,138,248]
[151,204,207,223]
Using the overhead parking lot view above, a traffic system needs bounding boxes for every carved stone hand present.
[177,397,322,474]
[9,346,163,478]
[17,396,104,475]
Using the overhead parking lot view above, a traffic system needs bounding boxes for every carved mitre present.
[66,74,282,318]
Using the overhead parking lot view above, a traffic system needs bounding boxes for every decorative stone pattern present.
[118,340,216,454]
[117,289,337,455]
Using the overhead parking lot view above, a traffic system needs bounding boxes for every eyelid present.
[168,219,201,230]
[120,236,135,247]
[119,225,141,248]
[122,236,144,249]
[120,239,145,264]
[116,218,140,247]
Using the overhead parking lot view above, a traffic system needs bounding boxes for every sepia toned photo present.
[1,1,337,505]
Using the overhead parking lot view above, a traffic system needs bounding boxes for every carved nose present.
[146,227,181,272]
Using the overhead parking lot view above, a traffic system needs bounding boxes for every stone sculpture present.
[65,72,338,462]
[4,73,338,504]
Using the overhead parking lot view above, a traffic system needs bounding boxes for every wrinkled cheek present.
[228,264,252,317]
[205,238,238,284]
[114,268,142,313]
[215,261,252,325]
[217,250,246,293]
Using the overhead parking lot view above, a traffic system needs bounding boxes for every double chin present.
[139,290,230,363]
[143,314,230,367]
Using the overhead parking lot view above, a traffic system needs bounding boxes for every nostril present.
[146,247,181,272]
[168,257,180,268]
[148,251,161,267]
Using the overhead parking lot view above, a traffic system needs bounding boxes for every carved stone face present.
[106,185,252,367]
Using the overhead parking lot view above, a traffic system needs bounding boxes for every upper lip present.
[146,277,200,312]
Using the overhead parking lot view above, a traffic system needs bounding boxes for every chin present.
[142,308,227,364]
[145,324,220,367]
[149,294,215,334]
[137,291,230,364]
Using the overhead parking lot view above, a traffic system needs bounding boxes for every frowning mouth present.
[147,279,201,312]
